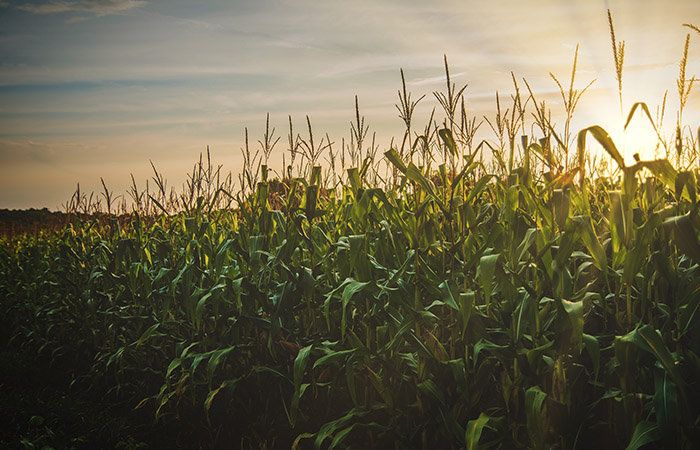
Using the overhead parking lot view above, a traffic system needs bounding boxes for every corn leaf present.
[478,253,500,309]
[578,125,625,169]
[625,420,662,450]
[465,413,491,450]
[663,213,700,266]
[291,344,313,427]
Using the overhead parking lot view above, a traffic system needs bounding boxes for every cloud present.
[0,138,58,164]
[409,72,467,87]
[15,0,147,17]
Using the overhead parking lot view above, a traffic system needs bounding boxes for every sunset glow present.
[1,0,699,208]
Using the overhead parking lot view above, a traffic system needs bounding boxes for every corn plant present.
[2,17,700,450]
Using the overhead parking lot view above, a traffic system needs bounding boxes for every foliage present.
[2,17,700,450]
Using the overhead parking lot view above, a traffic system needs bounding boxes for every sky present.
[1,0,699,210]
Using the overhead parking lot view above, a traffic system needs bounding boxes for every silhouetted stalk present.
[397,68,425,159]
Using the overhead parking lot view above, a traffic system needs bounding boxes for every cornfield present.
[2,17,700,450]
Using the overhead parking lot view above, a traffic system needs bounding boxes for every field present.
[2,19,700,450]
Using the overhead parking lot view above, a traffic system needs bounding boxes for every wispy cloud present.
[409,72,467,87]
[15,0,147,18]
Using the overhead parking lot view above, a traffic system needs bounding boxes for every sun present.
[622,108,666,162]
[580,96,670,168]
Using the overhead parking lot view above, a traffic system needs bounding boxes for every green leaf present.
[346,359,358,406]
[384,148,407,174]
[367,366,394,409]
[663,213,700,266]
[135,323,159,348]
[329,424,357,450]
[313,348,356,368]
[166,358,182,383]
[459,291,475,334]
[516,228,538,263]
[553,188,570,230]
[292,433,316,450]
[609,190,626,256]
[654,368,678,435]
[528,141,555,169]
[205,378,239,422]
[423,328,449,361]
[675,170,696,203]
[633,159,677,192]
[525,386,548,450]
[473,339,511,368]
[616,325,687,401]
[347,167,361,193]
[439,280,460,310]
[405,329,438,361]
[478,253,500,308]
[340,279,371,340]
[624,102,658,133]
[417,379,446,406]
[450,160,480,202]
[191,350,213,376]
[195,284,224,330]
[625,420,662,450]
[248,235,266,269]
[578,125,625,169]
[679,284,700,336]
[465,413,490,450]
[574,215,608,278]
[270,280,297,352]
[465,175,494,205]
[438,127,458,156]
[347,234,371,281]
[406,162,439,202]
[207,347,235,386]
[309,165,322,186]
[622,213,661,285]
[560,298,583,351]
[526,340,554,371]
[303,184,319,219]
[583,334,600,381]
[513,292,530,342]
[314,408,367,448]
[291,344,312,427]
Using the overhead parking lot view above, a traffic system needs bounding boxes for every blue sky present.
[1,0,699,209]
